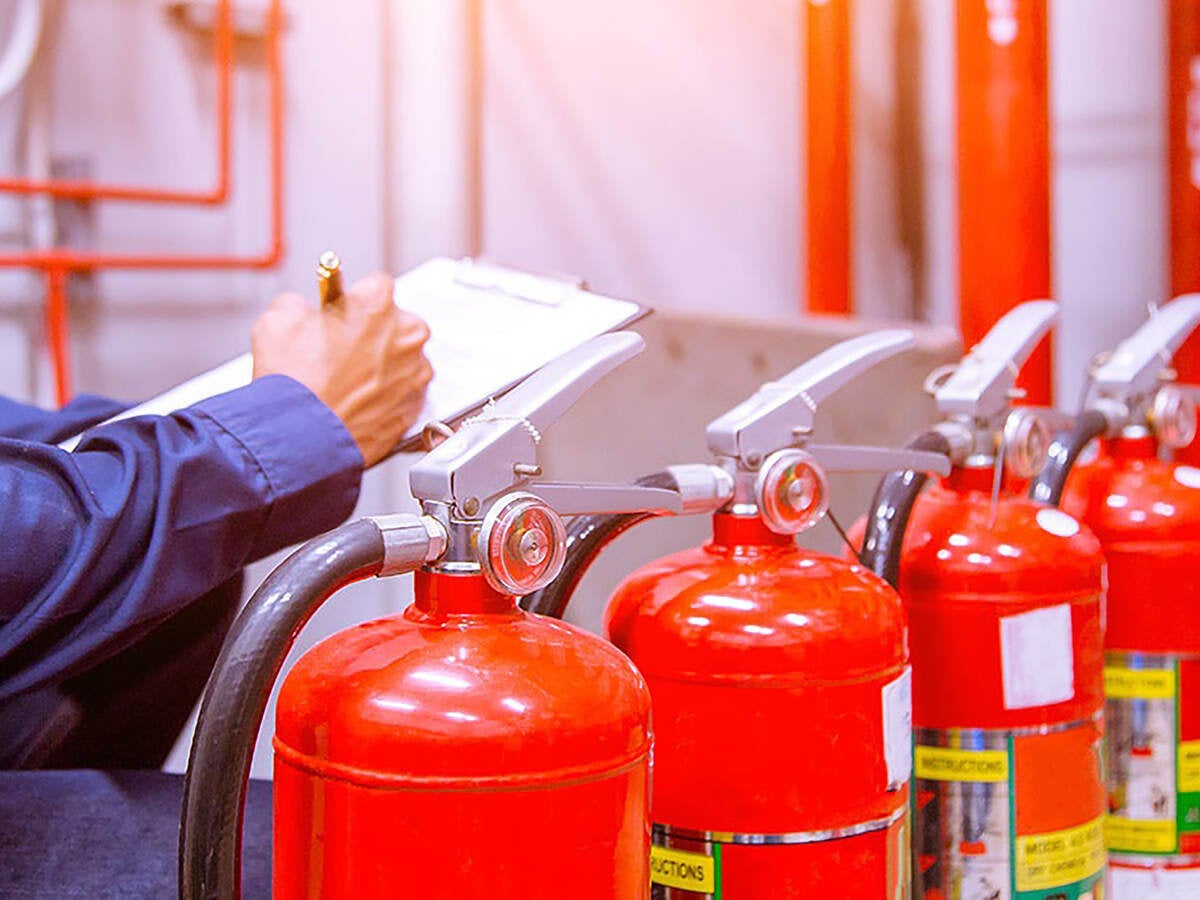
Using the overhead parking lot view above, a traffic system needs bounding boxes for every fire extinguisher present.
[176,332,734,900]
[857,301,1108,900]
[1029,295,1200,897]
[527,329,951,898]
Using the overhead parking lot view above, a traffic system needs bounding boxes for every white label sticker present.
[882,667,913,785]
[1111,864,1200,898]
[999,604,1075,710]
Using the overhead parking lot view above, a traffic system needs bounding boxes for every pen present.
[317,251,344,308]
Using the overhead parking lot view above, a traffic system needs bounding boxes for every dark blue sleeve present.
[0,394,130,444]
[0,375,364,700]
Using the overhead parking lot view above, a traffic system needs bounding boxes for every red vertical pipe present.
[805,0,853,314]
[1168,1,1200,462]
[957,0,1053,404]
[45,268,71,405]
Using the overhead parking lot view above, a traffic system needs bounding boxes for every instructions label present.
[914,722,1106,900]
[1106,666,1176,700]
[650,845,716,893]
[1015,818,1106,892]
[1105,655,1200,857]
[914,745,1009,782]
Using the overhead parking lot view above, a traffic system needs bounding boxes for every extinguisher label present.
[1014,818,1106,892]
[999,604,1076,710]
[649,845,717,893]
[915,745,1009,782]
[914,720,1106,900]
[1105,652,1200,860]
[883,667,914,786]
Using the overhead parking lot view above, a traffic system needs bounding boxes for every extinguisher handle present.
[706,329,916,464]
[1089,294,1200,402]
[410,331,644,511]
[807,443,951,477]
[934,300,1058,424]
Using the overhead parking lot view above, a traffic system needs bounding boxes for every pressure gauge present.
[755,449,829,535]
[1002,408,1052,480]
[478,493,567,596]
[1150,384,1198,449]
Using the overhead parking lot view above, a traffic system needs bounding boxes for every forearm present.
[0,376,363,700]
[0,394,130,443]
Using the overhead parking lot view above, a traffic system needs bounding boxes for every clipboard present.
[59,257,650,456]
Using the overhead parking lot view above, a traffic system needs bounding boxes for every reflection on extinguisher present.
[1130,698,1152,757]
[959,732,992,858]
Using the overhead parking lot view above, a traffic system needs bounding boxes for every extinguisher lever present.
[410,332,644,511]
[524,482,683,517]
[807,444,951,477]
[706,329,916,463]
[1088,294,1200,406]
[933,300,1058,424]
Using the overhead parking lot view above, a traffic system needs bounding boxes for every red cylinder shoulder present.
[1064,440,1200,545]
[605,521,907,685]
[898,477,1103,598]
[277,576,651,785]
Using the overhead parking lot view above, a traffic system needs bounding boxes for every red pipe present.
[4,0,283,404]
[804,0,853,315]
[957,0,1053,404]
[0,0,233,205]
[0,0,284,274]
[1168,1,1200,462]
[44,268,71,404]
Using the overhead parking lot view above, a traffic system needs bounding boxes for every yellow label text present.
[914,746,1009,783]
[1105,666,1175,700]
[650,845,715,893]
[1015,817,1106,891]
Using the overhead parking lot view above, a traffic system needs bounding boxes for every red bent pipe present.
[0,0,283,404]
[0,0,233,205]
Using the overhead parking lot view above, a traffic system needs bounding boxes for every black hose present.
[178,519,386,900]
[521,471,677,620]
[1028,409,1109,507]
[859,430,953,590]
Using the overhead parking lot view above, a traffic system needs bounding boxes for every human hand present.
[252,273,433,466]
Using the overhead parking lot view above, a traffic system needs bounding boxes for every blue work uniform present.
[0,376,364,765]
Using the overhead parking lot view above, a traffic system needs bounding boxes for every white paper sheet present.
[60,258,644,452]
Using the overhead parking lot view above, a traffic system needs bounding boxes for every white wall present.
[0,0,1177,776]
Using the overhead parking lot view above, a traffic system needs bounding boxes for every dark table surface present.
[0,769,272,898]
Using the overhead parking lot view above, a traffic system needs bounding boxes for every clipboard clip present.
[453,258,585,308]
